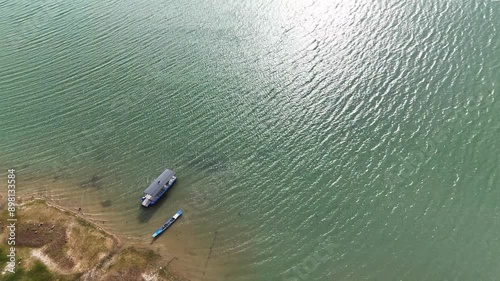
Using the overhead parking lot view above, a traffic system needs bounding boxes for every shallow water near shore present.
[12,175,239,281]
[1,0,500,280]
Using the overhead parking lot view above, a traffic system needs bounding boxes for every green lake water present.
[1,0,500,280]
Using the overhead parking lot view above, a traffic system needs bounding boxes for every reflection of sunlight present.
[276,0,357,48]
[234,0,379,102]
[251,0,367,71]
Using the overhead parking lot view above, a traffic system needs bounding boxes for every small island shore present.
[0,198,188,281]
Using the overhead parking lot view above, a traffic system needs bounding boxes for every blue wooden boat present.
[141,169,177,207]
[152,210,183,238]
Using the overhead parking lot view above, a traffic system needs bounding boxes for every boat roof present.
[144,169,176,197]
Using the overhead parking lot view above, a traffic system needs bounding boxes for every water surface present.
[1,0,499,280]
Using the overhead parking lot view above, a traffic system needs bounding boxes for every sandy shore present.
[0,174,232,281]
[0,198,189,281]
[0,170,233,281]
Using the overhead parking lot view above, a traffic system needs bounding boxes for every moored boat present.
[141,169,177,207]
[152,210,183,238]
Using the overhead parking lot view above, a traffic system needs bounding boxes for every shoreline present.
[26,197,123,251]
[0,174,231,281]
[0,197,189,281]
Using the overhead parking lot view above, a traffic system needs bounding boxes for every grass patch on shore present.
[68,223,114,269]
[76,217,95,229]
[43,228,75,270]
[102,247,160,281]
[0,246,9,269]
[16,199,116,271]
[0,267,25,281]
[0,261,78,281]
[114,247,158,268]
[25,261,53,281]
[0,198,185,281]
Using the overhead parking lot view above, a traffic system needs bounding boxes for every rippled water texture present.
[1,0,500,280]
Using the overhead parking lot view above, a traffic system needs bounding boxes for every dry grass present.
[0,199,185,281]
[101,247,161,281]
[43,229,75,270]
[15,222,65,248]
[67,222,114,270]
